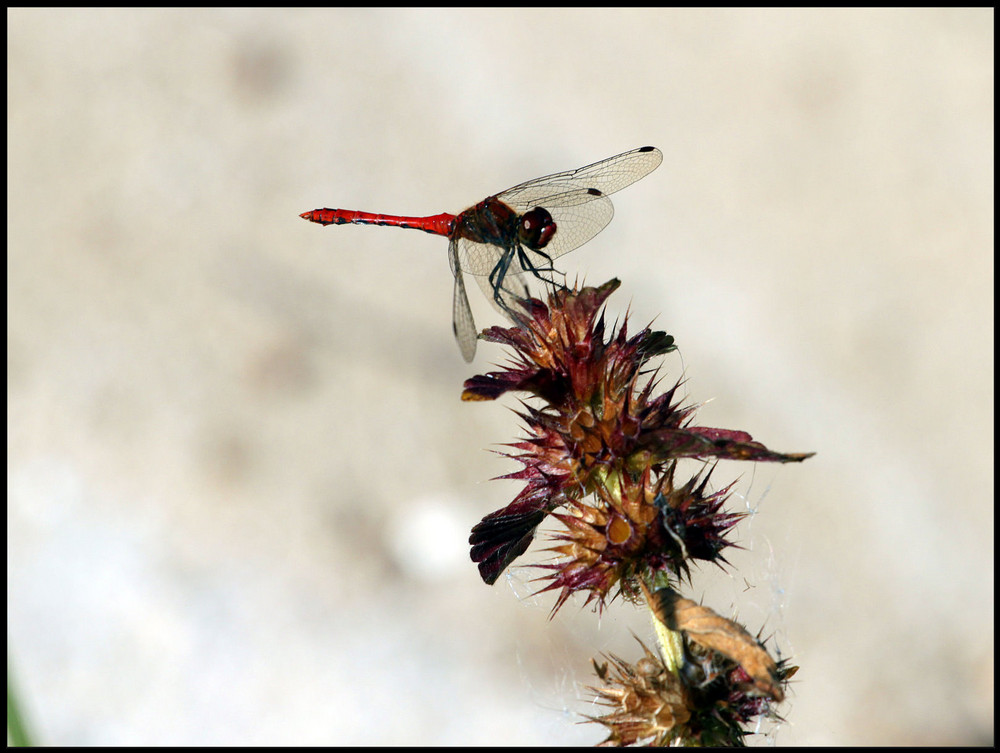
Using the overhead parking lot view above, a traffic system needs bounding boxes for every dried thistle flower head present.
[465,280,813,589]
[535,463,745,615]
[585,639,691,747]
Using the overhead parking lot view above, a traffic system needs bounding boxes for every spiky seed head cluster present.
[464,280,811,602]
[462,280,812,746]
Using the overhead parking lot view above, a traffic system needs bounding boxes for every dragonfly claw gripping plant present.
[461,279,812,746]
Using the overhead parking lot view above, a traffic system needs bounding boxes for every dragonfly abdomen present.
[300,208,455,237]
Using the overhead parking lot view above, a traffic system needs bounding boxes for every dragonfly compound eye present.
[519,207,556,250]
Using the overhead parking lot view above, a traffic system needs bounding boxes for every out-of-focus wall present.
[8,8,993,745]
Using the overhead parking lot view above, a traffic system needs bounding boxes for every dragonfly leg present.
[487,250,531,318]
[515,246,567,292]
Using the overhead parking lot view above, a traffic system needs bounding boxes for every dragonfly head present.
[518,206,556,250]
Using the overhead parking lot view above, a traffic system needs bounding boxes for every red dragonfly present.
[300,146,662,361]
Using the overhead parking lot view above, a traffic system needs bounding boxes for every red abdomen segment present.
[300,208,455,237]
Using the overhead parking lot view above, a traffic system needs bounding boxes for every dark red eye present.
[519,207,556,249]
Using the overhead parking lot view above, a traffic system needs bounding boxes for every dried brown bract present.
[644,582,784,702]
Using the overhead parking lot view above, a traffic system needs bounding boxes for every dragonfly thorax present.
[452,197,558,255]
[453,196,521,247]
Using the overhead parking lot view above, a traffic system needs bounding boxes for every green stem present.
[650,607,685,676]
[7,656,34,748]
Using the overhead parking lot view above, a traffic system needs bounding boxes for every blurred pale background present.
[7,8,993,745]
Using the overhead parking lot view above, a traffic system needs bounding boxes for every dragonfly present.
[300,146,663,361]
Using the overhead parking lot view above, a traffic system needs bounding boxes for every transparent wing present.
[508,185,615,262]
[455,188,614,277]
[496,146,662,205]
[450,147,661,331]
[455,236,507,277]
[449,239,478,362]
[471,258,531,319]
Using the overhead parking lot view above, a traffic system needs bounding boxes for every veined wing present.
[506,184,616,264]
[455,187,614,277]
[449,239,478,362]
[496,146,662,205]
[470,256,531,319]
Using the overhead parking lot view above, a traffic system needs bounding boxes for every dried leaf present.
[644,583,784,702]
